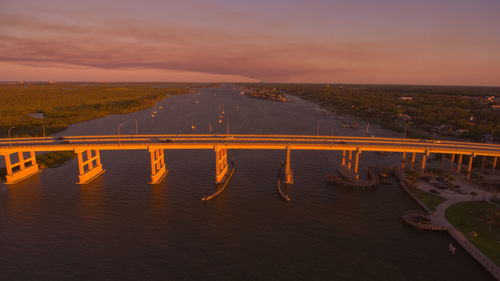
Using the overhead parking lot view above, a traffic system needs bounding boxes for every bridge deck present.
[0,134,499,156]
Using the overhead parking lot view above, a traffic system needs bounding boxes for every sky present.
[1,0,500,85]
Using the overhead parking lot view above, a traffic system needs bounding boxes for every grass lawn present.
[413,189,447,212]
[446,201,500,266]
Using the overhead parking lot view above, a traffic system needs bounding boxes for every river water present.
[0,85,493,280]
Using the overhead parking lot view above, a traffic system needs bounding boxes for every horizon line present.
[1,81,500,88]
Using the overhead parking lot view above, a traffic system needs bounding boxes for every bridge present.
[1,134,499,185]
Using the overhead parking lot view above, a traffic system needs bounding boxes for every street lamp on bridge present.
[118,123,125,146]
[8,126,15,148]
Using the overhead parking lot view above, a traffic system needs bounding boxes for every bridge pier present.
[401,152,406,169]
[149,147,168,184]
[347,150,352,169]
[411,152,416,168]
[421,152,428,172]
[353,149,361,181]
[341,150,346,167]
[1,151,40,184]
[284,145,294,184]
[493,157,498,171]
[449,154,455,172]
[457,154,463,174]
[215,146,229,184]
[467,154,475,179]
[76,148,105,184]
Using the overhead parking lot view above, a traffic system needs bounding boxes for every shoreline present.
[0,83,219,138]
[395,168,500,279]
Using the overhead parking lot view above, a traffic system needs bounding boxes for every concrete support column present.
[481,156,486,169]
[450,154,455,172]
[215,146,228,184]
[354,149,361,181]
[2,150,39,184]
[411,152,416,168]
[348,150,352,170]
[17,151,25,169]
[341,150,346,167]
[76,148,105,184]
[467,154,475,179]
[421,153,427,172]
[150,149,156,175]
[401,152,406,169]
[86,150,93,170]
[149,147,167,184]
[96,150,101,166]
[457,154,463,174]
[30,151,36,166]
[284,145,294,184]
[4,153,13,176]
[493,157,498,171]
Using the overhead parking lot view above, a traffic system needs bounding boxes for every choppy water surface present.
[0,85,493,280]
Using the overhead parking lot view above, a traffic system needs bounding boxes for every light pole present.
[118,123,124,145]
[8,126,15,148]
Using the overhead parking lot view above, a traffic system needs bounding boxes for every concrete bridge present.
[1,134,499,185]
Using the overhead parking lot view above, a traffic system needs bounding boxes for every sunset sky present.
[1,0,499,85]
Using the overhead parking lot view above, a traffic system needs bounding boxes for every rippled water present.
[0,85,493,280]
